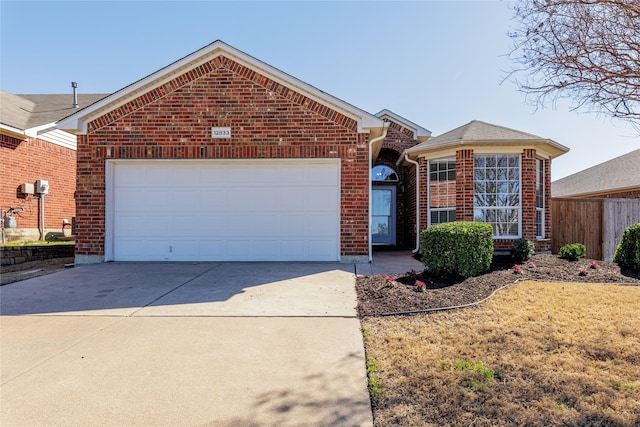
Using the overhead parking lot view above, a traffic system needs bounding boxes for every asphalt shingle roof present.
[1,91,107,130]
[404,120,569,159]
[552,148,640,197]
[417,120,545,149]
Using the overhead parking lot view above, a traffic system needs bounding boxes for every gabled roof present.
[404,120,569,159]
[375,109,431,142]
[552,149,640,197]
[57,40,385,137]
[1,90,107,132]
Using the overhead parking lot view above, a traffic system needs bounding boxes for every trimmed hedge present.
[613,223,640,271]
[511,238,535,262]
[420,221,494,278]
[559,243,586,261]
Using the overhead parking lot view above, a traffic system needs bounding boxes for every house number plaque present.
[211,127,231,138]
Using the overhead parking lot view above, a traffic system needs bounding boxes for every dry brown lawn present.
[362,281,640,426]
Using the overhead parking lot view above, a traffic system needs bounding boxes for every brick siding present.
[1,134,76,231]
[413,148,554,253]
[76,55,370,258]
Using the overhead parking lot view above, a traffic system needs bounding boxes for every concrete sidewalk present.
[0,262,374,427]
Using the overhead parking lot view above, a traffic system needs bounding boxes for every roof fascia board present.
[24,122,57,137]
[405,138,568,158]
[58,41,383,133]
[553,186,640,198]
[0,124,28,140]
[375,109,431,138]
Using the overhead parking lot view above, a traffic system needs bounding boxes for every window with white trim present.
[536,158,545,238]
[429,159,456,225]
[474,155,520,237]
[372,165,399,182]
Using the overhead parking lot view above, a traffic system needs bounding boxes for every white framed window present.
[474,155,520,238]
[536,158,545,238]
[428,158,456,225]
[372,165,399,182]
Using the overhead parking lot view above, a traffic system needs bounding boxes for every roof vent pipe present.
[71,82,78,108]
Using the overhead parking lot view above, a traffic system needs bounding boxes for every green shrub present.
[511,238,535,262]
[420,221,494,278]
[559,243,586,261]
[613,223,640,271]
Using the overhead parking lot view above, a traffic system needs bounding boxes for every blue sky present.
[2,1,638,180]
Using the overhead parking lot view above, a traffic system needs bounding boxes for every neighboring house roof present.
[404,120,569,159]
[57,40,386,140]
[1,91,107,130]
[1,90,107,148]
[552,148,640,198]
[375,109,431,142]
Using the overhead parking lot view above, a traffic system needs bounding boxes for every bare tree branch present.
[507,0,640,127]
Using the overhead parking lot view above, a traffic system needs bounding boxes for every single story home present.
[56,40,569,263]
[0,90,106,241]
[552,149,640,198]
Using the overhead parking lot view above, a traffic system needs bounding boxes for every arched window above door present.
[371,165,399,182]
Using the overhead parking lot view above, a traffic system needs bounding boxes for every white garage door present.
[108,160,340,261]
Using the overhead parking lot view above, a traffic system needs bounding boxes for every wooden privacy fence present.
[552,198,640,261]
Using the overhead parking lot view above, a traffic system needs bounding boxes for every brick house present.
[57,41,568,263]
[1,90,105,242]
[58,41,388,263]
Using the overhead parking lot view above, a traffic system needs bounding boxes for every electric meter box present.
[20,183,35,194]
[35,180,49,194]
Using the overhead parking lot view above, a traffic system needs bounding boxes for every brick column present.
[521,149,537,242]
[419,158,429,232]
[540,156,553,252]
[455,149,474,221]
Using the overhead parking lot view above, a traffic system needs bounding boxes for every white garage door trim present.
[105,159,341,262]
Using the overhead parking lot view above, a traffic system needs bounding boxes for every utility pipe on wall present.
[404,154,421,254]
[39,194,45,240]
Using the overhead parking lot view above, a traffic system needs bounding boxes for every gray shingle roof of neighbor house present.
[551,148,640,197]
[403,120,569,159]
[0,90,108,130]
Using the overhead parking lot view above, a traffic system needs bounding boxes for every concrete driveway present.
[0,262,373,427]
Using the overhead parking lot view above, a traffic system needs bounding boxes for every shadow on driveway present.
[0,262,358,317]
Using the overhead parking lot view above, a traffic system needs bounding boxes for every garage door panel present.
[254,168,283,186]
[172,190,199,207]
[115,190,142,210]
[115,166,147,186]
[254,190,283,211]
[144,166,175,187]
[198,240,225,257]
[200,190,228,211]
[308,188,339,211]
[227,190,255,211]
[281,189,308,210]
[253,215,281,235]
[169,240,200,260]
[227,167,253,185]
[115,214,170,236]
[112,161,339,261]
[309,240,336,257]
[117,239,171,260]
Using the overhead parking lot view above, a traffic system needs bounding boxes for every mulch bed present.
[356,254,640,317]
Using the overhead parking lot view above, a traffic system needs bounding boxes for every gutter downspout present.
[404,154,421,254]
[368,124,389,263]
